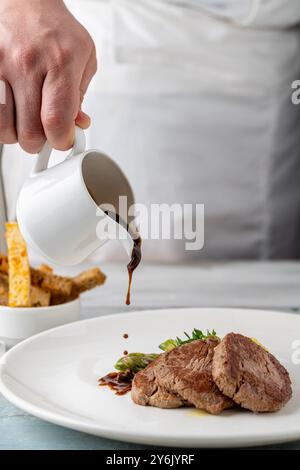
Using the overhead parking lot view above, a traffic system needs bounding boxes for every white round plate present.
[0,308,299,448]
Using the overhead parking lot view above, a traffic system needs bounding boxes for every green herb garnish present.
[159,329,218,352]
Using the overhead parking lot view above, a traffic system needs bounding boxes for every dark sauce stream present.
[103,211,142,306]
[126,236,142,305]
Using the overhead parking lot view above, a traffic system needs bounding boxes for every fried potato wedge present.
[5,223,31,307]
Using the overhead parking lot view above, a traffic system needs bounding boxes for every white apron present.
[2,0,300,262]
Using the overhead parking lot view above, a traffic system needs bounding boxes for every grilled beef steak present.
[212,333,292,412]
[131,338,233,414]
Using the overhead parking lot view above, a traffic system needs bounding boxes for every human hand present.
[0,0,97,153]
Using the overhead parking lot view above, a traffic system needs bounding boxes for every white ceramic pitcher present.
[16,127,135,265]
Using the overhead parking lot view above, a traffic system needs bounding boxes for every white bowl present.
[0,298,81,349]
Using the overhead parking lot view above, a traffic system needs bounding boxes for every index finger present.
[41,69,81,150]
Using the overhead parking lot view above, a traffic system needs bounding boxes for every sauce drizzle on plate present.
[98,371,134,396]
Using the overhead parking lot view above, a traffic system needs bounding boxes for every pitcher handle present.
[32,126,86,175]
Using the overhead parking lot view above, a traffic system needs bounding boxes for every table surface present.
[1,261,300,450]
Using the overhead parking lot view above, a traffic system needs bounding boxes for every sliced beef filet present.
[212,333,292,412]
[131,338,233,414]
[131,360,187,409]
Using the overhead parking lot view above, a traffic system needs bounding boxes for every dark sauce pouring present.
[126,236,142,305]
[98,216,141,394]
[103,210,142,305]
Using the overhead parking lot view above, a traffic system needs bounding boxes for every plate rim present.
[1,305,300,353]
[1,307,300,448]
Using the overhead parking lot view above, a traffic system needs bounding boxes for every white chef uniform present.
[1,0,300,262]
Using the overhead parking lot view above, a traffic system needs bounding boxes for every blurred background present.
[1,0,300,264]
